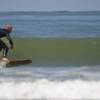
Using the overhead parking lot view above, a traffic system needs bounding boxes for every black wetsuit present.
[0,28,13,57]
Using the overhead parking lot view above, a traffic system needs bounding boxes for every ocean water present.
[0,65,100,99]
[0,11,100,99]
[0,11,100,38]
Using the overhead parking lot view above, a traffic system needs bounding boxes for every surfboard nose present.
[7,59,32,67]
[22,59,32,64]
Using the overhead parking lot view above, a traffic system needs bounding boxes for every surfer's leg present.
[0,40,3,51]
[3,47,9,57]
[0,40,9,57]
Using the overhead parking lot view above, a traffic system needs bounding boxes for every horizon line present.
[0,10,100,12]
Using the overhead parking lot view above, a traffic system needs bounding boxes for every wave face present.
[0,79,100,99]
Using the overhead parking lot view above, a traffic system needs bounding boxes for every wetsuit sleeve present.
[0,28,7,35]
[6,34,14,49]
[0,28,4,33]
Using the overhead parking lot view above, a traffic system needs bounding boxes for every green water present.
[9,38,100,66]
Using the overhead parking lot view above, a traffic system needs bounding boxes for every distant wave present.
[0,11,100,15]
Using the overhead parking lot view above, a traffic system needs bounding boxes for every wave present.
[0,11,100,16]
[10,38,100,66]
[0,65,100,81]
[0,79,99,99]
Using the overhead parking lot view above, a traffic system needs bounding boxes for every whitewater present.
[0,65,100,99]
[0,79,100,99]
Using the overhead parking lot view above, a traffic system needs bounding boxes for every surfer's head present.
[3,24,12,33]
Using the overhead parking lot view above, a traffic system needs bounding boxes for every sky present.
[0,0,100,11]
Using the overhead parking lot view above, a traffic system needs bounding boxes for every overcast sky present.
[0,0,100,11]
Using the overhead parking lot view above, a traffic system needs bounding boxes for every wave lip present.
[0,79,100,99]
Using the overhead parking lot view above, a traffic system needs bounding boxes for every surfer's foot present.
[2,57,9,63]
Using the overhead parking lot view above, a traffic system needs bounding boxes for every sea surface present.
[0,11,100,38]
[0,11,100,99]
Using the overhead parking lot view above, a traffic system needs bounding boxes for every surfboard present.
[0,57,32,67]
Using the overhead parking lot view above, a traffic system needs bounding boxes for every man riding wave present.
[0,24,14,57]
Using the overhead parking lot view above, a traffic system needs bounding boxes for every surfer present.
[0,24,14,57]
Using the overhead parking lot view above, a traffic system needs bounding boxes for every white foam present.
[0,61,7,68]
[0,79,100,99]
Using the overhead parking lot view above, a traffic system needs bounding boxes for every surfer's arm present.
[0,28,7,35]
[6,34,14,49]
[0,28,4,33]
